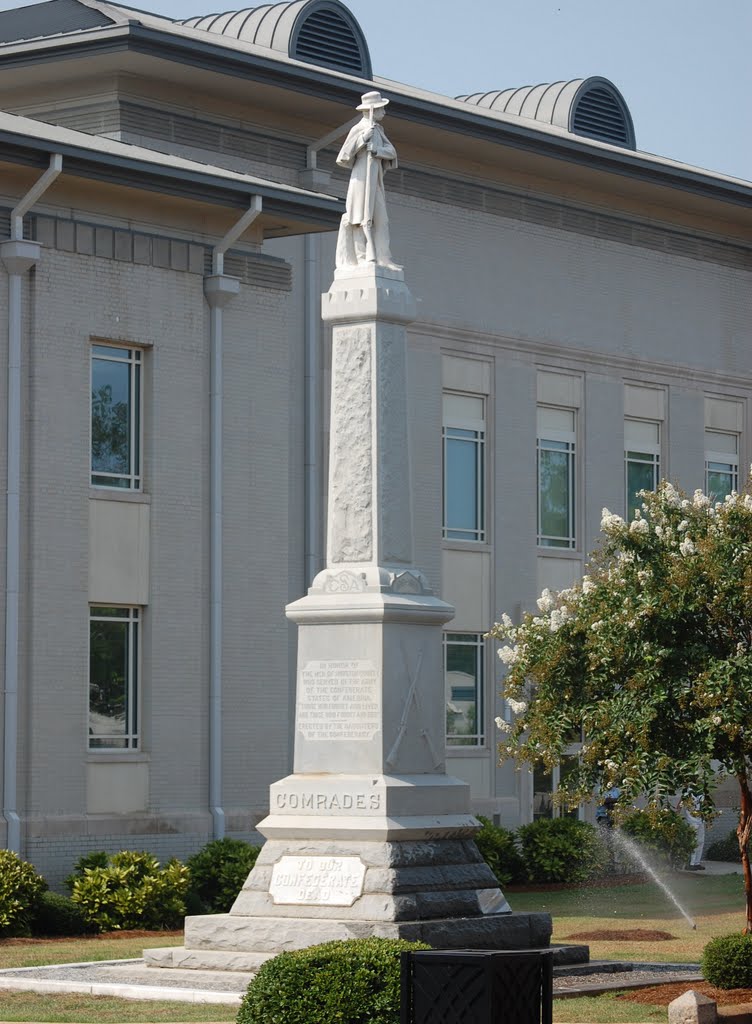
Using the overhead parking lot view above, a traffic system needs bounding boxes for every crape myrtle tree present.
[489,481,752,932]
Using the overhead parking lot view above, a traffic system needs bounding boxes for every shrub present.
[474,816,525,886]
[0,850,47,936]
[702,933,752,989]
[33,890,91,936]
[64,850,109,892]
[70,850,189,932]
[237,938,431,1024]
[186,838,261,914]
[517,817,607,883]
[619,807,697,870]
[706,828,748,863]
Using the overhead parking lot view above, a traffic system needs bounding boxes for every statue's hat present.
[357,90,389,111]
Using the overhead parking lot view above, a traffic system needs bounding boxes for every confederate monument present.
[146,93,551,973]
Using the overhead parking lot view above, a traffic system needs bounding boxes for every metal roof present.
[0,109,342,223]
[0,0,119,44]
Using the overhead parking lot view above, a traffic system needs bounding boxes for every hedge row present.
[475,806,697,886]
[0,837,260,937]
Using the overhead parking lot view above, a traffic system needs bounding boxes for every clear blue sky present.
[2,0,750,180]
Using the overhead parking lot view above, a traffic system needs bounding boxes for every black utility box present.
[400,949,554,1024]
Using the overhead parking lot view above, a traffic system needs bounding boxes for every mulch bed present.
[0,929,182,945]
[619,982,752,1007]
[564,929,676,941]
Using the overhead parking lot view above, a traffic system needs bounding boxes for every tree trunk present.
[737,773,752,934]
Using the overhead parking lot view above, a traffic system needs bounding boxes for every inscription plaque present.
[270,856,366,906]
[297,660,380,741]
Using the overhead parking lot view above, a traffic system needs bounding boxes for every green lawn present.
[1,877,743,1023]
[511,873,745,963]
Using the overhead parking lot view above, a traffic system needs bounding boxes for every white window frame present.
[624,419,660,519]
[444,632,485,747]
[88,606,140,750]
[91,343,143,490]
[537,407,576,549]
[705,429,739,500]
[442,393,486,543]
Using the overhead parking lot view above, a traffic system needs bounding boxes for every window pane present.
[444,429,483,540]
[89,619,128,743]
[91,356,132,479]
[533,763,553,819]
[445,635,483,747]
[538,445,572,545]
[707,463,735,501]
[626,457,658,518]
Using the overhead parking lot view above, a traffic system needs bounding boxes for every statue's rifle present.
[363,104,377,263]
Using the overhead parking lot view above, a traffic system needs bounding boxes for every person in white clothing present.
[681,796,706,870]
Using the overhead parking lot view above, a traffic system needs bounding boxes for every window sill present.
[536,547,581,558]
[89,488,151,504]
[442,539,491,553]
[87,751,150,763]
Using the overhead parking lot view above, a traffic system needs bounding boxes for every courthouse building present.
[0,0,750,882]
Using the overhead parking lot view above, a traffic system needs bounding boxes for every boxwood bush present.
[517,817,607,883]
[706,828,747,863]
[70,850,189,932]
[186,837,261,913]
[474,816,525,886]
[237,938,431,1024]
[702,933,752,989]
[0,850,47,936]
[33,890,91,936]
[619,807,697,870]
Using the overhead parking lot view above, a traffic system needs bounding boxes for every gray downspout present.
[205,196,261,840]
[1,154,62,852]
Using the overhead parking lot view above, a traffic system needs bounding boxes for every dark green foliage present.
[706,829,748,862]
[702,934,752,988]
[186,838,261,914]
[32,890,91,936]
[0,850,47,936]
[620,807,697,869]
[474,816,525,886]
[236,938,431,1024]
[517,817,607,883]
[64,850,109,893]
[70,850,189,932]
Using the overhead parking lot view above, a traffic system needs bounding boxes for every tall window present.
[89,606,140,749]
[624,419,660,518]
[705,430,739,501]
[442,393,485,542]
[91,344,142,489]
[537,407,576,548]
[444,633,484,746]
[533,756,581,820]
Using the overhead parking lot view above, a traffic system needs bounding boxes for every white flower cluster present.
[629,517,649,536]
[495,716,512,734]
[507,698,528,715]
[581,575,595,595]
[693,489,710,509]
[498,645,518,666]
[601,508,626,533]
[662,482,682,507]
[679,537,695,556]
[537,588,555,613]
[549,606,570,632]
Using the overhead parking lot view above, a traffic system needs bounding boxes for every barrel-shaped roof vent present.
[181,0,371,77]
[457,76,635,149]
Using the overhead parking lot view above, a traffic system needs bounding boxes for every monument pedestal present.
[146,265,553,972]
